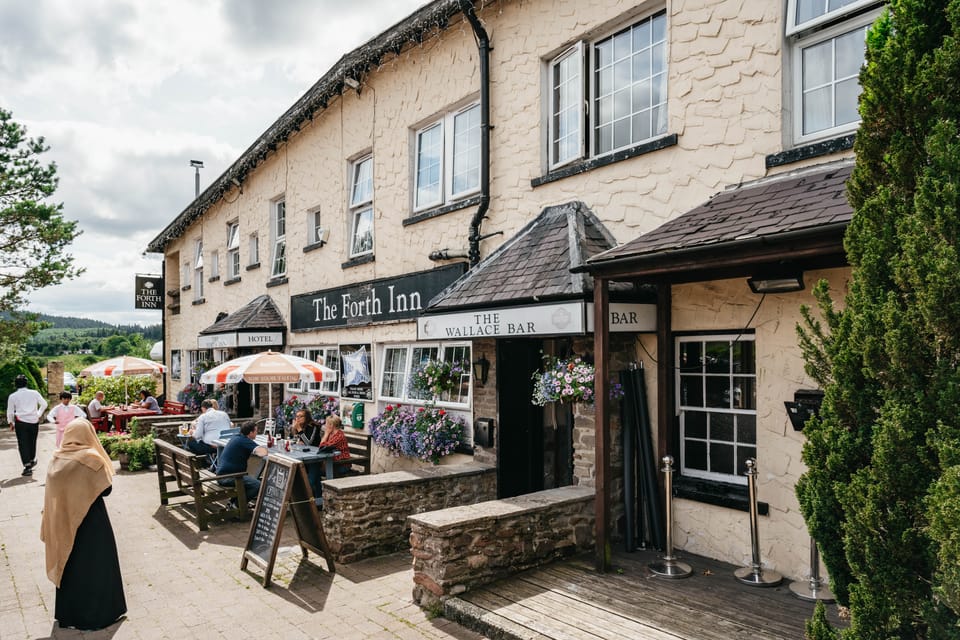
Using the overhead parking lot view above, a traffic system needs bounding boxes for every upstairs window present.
[349,156,374,258]
[248,233,259,267]
[226,222,240,278]
[788,1,882,143]
[308,208,325,245]
[192,239,203,300]
[414,103,481,210]
[271,200,286,277]
[209,250,219,280]
[547,10,668,168]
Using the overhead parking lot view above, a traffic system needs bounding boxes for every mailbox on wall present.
[474,417,495,448]
[784,389,825,431]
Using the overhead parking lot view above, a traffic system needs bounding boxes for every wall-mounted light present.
[315,228,329,247]
[747,271,805,294]
[473,353,490,386]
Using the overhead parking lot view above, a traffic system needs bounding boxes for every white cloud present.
[0,0,426,325]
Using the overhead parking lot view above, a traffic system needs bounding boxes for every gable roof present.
[200,295,286,335]
[146,0,480,254]
[580,159,854,280]
[427,201,621,311]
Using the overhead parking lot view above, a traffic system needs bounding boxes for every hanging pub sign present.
[290,264,466,331]
[339,344,373,400]
[134,274,164,310]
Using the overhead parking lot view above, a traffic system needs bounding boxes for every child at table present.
[47,392,87,447]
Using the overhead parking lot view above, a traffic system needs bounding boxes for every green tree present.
[796,2,960,637]
[0,108,82,361]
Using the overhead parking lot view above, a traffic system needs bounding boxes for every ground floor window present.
[288,346,340,396]
[676,333,756,485]
[378,342,472,408]
[187,349,213,385]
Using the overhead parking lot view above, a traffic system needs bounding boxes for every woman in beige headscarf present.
[41,418,126,630]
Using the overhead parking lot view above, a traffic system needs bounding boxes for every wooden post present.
[593,276,610,572]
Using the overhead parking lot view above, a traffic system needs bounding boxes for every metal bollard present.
[789,537,835,601]
[649,455,693,579]
[734,458,782,587]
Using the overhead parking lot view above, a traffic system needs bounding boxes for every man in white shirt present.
[6,375,48,476]
[187,399,232,459]
[87,391,106,419]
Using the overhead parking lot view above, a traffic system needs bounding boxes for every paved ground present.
[0,424,488,640]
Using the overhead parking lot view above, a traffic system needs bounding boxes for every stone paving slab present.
[0,424,488,640]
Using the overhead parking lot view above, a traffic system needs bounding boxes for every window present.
[378,343,471,407]
[248,233,259,266]
[288,347,340,395]
[547,10,667,167]
[788,1,881,143]
[188,349,212,384]
[271,199,286,277]
[349,156,374,257]
[210,250,219,279]
[227,222,240,278]
[676,334,756,485]
[193,239,203,299]
[170,350,181,380]
[307,209,325,245]
[414,103,481,210]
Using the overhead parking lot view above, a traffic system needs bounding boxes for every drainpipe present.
[460,0,490,267]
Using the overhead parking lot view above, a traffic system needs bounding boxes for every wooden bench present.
[162,400,186,415]
[154,438,250,530]
[343,430,371,475]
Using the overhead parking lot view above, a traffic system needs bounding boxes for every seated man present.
[187,399,231,459]
[86,391,106,419]
[215,422,268,506]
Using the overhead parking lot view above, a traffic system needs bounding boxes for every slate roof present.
[199,295,286,334]
[427,201,622,311]
[585,159,854,269]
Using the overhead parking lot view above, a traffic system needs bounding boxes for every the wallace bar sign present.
[134,275,163,310]
[291,264,466,331]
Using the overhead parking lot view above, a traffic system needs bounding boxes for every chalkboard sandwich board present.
[240,455,334,587]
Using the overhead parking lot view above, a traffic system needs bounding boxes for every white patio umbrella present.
[199,351,338,431]
[79,355,167,404]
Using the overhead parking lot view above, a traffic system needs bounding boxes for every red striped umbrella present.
[79,355,166,377]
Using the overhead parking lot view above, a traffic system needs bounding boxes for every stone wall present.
[408,486,595,607]
[322,462,496,564]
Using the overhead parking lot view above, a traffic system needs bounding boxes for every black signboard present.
[290,263,466,331]
[241,456,333,586]
[339,344,373,400]
[134,274,164,310]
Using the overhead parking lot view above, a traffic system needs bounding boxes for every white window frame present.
[248,233,259,266]
[675,334,757,486]
[787,2,882,145]
[548,43,585,169]
[377,342,472,408]
[413,102,481,211]
[193,239,203,300]
[271,199,286,277]
[188,349,213,385]
[307,208,325,245]
[227,222,240,279]
[210,250,219,279]
[287,347,340,396]
[349,156,374,258]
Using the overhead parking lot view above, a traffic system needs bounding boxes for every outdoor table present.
[212,434,336,480]
[103,406,160,432]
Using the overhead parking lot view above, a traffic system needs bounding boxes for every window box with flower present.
[531,354,624,406]
[369,403,465,464]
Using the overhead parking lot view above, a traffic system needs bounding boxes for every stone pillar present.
[47,360,65,406]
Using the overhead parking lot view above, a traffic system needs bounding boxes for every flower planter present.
[117,452,131,471]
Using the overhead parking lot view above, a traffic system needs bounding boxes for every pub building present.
[145,0,873,584]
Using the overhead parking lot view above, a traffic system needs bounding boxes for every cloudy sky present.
[0,0,426,326]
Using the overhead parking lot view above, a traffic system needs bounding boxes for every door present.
[497,338,544,498]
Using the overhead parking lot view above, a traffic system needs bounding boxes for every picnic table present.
[213,434,337,481]
[103,406,160,432]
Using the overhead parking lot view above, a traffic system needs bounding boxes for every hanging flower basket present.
[531,354,624,406]
[408,359,468,398]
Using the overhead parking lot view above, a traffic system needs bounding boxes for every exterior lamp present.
[473,353,490,386]
[747,272,804,294]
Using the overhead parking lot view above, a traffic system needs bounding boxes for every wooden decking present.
[445,548,846,640]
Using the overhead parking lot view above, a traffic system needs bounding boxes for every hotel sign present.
[291,264,466,331]
[417,301,655,339]
[197,331,284,349]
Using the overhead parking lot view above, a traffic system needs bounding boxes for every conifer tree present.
[796,1,960,636]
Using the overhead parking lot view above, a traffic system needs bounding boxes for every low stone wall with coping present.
[321,462,496,564]
[407,485,595,607]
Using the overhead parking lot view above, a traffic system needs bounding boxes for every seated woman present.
[138,389,161,414]
[290,409,321,446]
[319,415,352,477]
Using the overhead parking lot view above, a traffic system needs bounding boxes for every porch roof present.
[199,295,285,335]
[578,159,854,282]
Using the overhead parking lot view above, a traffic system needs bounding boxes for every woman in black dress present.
[41,418,126,630]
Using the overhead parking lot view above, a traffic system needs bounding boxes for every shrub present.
[369,403,464,464]
[77,375,156,406]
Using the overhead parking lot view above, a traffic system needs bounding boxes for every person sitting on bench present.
[187,399,231,460]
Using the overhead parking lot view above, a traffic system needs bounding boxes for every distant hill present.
[35,314,160,335]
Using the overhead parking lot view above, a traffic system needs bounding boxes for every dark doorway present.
[497,338,545,498]
[236,382,253,418]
